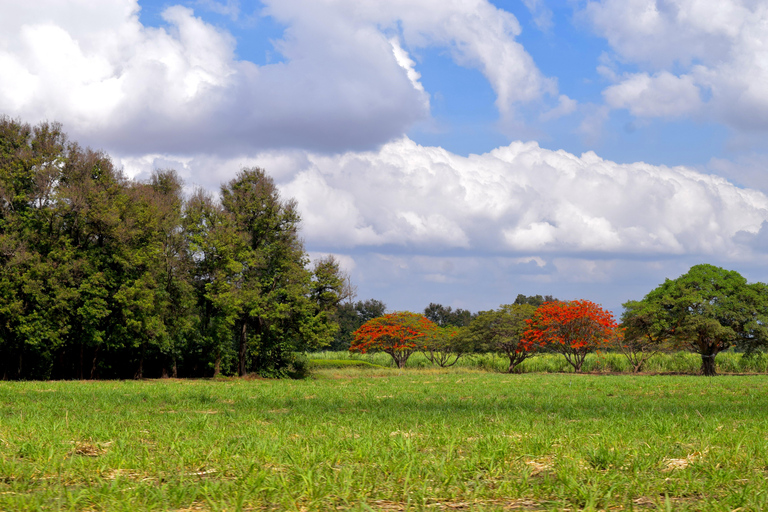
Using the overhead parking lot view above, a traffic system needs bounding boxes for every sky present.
[2,0,768,316]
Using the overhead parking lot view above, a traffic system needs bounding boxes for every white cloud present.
[0,0,558,156]
[584,0,768,130]
[117,137,768,312]
[272,138,768,258]
[522,0,554,31]
[603,71,702,117]
[389,38,425,94]
[540,94,578,121]
[120,136,768,260]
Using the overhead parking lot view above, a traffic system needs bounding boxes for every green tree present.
[617,299,673,372]
[465,304,537,373]
[632,264,768,376]
[421,325,467,367]
[330,299,387,350]
[220,168,343,377]
[0,118,348,380]
[184,188,247,376]
[513,294,556,307]
[423,303,474,327]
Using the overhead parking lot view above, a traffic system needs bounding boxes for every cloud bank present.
[122,136,768,261]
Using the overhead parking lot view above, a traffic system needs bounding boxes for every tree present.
[421,325,466,367]
[524,300,617,373]
[632,264,768,376]
[220,168,345,377]
[423,303,474,327]
[513,294,556,307]
[0,118,349,380]
[329,299,386,351]
[350,312,437,369]
[617,299,673,372]
[465,304,537,373]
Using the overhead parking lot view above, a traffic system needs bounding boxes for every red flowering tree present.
[524,300,618,372]
[350,312,438,369]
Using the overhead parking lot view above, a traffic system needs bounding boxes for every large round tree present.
[524,300,617,372]
[625,264,768,376]
[350,312,437,369]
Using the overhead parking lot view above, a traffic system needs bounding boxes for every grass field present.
[309,350,768,374]
[1,369,768,511]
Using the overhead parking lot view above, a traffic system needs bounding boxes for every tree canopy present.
[524,300,617,372]
[349,312,437,369]
[0,117,346,379]
[465,304,538,373]
[423,303,474,327]
[624,264,768,376]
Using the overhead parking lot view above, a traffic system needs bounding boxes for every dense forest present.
[0,117,353,379]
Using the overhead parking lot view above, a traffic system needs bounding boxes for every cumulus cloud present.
[603,71,701,117]
[122,137,765,258]
[584,0,768,130]
[0,0,557,156]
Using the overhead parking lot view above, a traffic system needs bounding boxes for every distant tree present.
[423,303,474,327]
[465,304,538,373]
[524,300,617,373]
[513,294,557,307]
[421,325,467,367]
[617,299,673,372]
[630,264,768,376]
[350,312,437,369]
[329,299,386,351]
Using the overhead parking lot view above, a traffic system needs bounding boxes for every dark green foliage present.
[0,117,346,379]
[625,264,768,376]
[328,298,386,350]
[423,302,474,327]
[513,293,557,307]
[464,304,538,372]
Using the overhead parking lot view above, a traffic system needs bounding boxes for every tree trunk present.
[172,358,178,378]
[214,348,221,377]
[238,321,248,377]
[79,343,84,380]
[90,346,100,379]
[701,353,717,376]
[135,343,145,379]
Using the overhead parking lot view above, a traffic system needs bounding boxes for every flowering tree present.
[350,312,438,368]
[524,300,618,372]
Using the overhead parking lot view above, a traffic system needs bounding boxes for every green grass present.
[2,371,768,511]
[307,359,387,370]
[311,350,768,374]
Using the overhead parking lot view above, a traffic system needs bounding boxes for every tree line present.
[0,118,350,379]
[349,266,768,376]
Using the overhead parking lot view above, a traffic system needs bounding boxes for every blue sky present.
[2,0,768,316]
